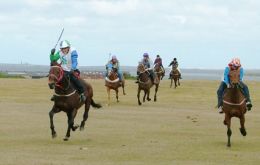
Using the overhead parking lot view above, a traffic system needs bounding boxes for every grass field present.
[0,78,259,165]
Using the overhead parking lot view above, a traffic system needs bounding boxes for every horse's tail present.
[91,99,102,109]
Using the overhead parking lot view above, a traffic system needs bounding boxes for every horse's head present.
[153,63,161,72]
[107,66,118,81]
[137,63,146,73]
[229,69,240,87]
[48,66,64,89]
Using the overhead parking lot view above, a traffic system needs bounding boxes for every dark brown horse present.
[222,69,247,147]
[136,63,154,105]
[170,66,180,88]
[105,67,126,105]
[153,63,163,101]
[48,66,102,141]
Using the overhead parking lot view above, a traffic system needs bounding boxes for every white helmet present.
[60,40,70,49]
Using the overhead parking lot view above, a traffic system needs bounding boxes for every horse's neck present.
[224,87,244,103]
[139,72,150,82]
[55,76,75,94]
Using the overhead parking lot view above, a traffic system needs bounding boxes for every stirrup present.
[50,96,55,101]
[80,94,86,102]
[218,106,223,114]
[246,102,252,110]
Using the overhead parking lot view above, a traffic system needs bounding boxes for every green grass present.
[0,78,259,165]
[0,72,25,79]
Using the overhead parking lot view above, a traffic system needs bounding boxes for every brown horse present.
[105,67,126,105]
[170,66,180,88]
[48,66,102,141]
[136,63,155,105]
[153,63,164,101]
[222,69,247,147]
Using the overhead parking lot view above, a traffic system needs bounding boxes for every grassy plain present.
[0,78,259,165]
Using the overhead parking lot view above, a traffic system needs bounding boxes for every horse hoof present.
[227,144,231,147]
[240,128,247,136]
[147,98,151,101]
[63,137,69,141]
[80,126,84,131]
[72,124,79,131]
[52,133,57,139]
[138,102,142,106]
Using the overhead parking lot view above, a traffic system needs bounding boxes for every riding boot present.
[168,74,172,79]
[79,93,86,102]
[179,73,182,79]
[240,82,252,110]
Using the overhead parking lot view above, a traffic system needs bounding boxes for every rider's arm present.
[240,67,244,81]
[50,51,60,62]
[71,50,78,70]
[223,67,230,85]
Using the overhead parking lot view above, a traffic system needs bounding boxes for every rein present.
[49,66,71,90]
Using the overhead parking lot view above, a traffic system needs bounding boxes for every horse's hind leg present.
[80,101,91,131]
[170,79,173,88]
[154,85,158,102]
[143,91,147,102]
[49,107,59,138]
[178,78,180,86]
[137,88,142,105]
[239,115,247,136]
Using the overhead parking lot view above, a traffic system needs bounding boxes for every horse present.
[48,65,102,141]
[136,63,155,105]
[170,66,180,88]
[222,68,247,147]
[105,66,126,105]
[153,63,164,101]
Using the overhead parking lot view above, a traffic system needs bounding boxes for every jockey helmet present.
[60,40,70,49]
[174,58,177,60]
[229,58,241,67]
[143,53,149,58]
[157,54,160,57]
[112,55,117,60]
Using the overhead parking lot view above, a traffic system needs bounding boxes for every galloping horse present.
[170,66,180,88]
[105,66,126,105]
[153,63,164,101]
[136,63,154,105]
[222,69,247,147]
[48,65,102,141]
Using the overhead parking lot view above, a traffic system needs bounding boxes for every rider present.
[49,40,86,102]
[106,55,123,82]
[217,58,252,113]
[154,54,165,79]
[168,58,182,79]
[136,53,156,83]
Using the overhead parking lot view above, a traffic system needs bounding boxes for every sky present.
[0,0,260,69]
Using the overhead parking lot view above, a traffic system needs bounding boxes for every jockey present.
[154,54,165,78]
[217,58,252,113]
[136,53,156,83]
[49,40,86,102]
[168,58,182,79]
[106,55,123,82]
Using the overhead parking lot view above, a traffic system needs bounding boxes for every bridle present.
[49,66,70,90]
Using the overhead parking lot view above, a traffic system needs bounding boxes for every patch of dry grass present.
[0,78,259,165]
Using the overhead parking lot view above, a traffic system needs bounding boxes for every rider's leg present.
[177,68,182,79]
[69,71,86,102]
[217,81,227,108]
[118,70,123,82]
[240,81,252,109]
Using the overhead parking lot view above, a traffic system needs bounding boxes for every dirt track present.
[0,78,259,165]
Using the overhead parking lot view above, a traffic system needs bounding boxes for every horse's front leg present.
[49,107,58,138]
[116,89,119,102]
[147,89,151,101]
[178,78,180,86]
[170,78,173,88]
[122,82,126,95]
[224,114,232,147]
[143,91,147,102]
[175,79,177,88]
[80,100,91,131]
[239,115,247,136]
[64,110,78,141]
[107,87,111,106]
